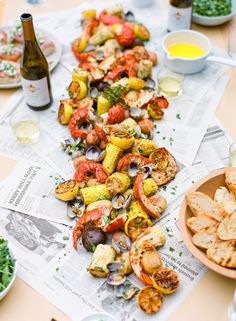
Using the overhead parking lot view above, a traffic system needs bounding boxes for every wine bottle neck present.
[21,13,36,41]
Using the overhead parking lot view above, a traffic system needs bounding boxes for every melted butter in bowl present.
[167,43,206,58]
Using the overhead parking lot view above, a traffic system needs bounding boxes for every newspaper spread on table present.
[0,0,234,320]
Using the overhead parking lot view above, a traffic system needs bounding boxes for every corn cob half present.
[106,172,131,195]
[102,143,122,175]
[143,178,158,197]
[80,184,111,205]
[132,138,157,156]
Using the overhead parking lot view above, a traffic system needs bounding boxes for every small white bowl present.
[192,0,236,26]
[162,29,236,74]
[0,245,17,301]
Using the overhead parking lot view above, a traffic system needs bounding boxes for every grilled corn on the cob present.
[89,244,116,277]
[102,143,122,175]
[143,178,158,196]
[80,184,111,205]
[132,139,157,156]
[106,172,131,195]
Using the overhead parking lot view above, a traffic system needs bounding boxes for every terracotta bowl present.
[179,168,236,279]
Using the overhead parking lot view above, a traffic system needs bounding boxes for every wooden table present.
[0,1,235,320]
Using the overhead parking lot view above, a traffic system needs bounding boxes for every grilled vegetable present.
[132,139,157,156]
[72,67,89,84]
[89,26,114,45]
[82,227,106,252]
[58,102,73,125]
[137,286,163,314]
[55,180,79,201]
[134,23,150,41]
[89,244,116,277]
[128,77,145,90]
[143,178,158,197]
[110,135,135,150]
[102,143,122,175]
[125,201,152,239]
[152,267,179,294]
[80,184,111,205]
[106,172,131,195]
[137,59,153,79]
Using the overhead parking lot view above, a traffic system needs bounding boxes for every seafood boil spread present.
[54,4,180,315]
[0,25,56,84]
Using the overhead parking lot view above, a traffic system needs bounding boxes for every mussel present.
[114,281,138,300]
[112,231,131,253]
[86,146,105,162]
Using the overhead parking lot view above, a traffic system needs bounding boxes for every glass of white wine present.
[229,142,236,167]
[10,110,40,144]
[157,69,184,98]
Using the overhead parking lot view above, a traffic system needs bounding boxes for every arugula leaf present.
[0,238,15,292]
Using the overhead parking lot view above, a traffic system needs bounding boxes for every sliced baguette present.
[186,192,225,222]
[214,186,236,215]
[187,215,217,234]
[225,167,236,195]
[192,226,218,250]
[217,211,236,241]
[207,240,236,268]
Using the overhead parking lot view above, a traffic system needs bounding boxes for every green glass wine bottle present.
[20,13,52,110]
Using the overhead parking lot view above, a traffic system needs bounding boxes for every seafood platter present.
[54,4,180,315]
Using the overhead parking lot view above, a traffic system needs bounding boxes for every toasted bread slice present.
[214,186,236,215]
[192,226,218,250]
[186,192,225,222]
[207,240,236,268]
[225,168,236,195]
[217,212,236,241]
[187,215,217,234]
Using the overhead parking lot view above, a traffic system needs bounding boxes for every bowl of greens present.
[0,238,17,300]
[192,0,236,26]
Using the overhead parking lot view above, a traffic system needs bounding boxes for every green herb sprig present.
[103,85,127,107]
[0,239,15,292]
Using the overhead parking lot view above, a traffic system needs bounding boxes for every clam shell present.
[107,272,126,286]
[145,78,156,89]
[86,146,101,161]
[128,162,138,177]
[114,281,138,300]
[107,261,124,272]
[112,231,131,253]
[112,194,125,210]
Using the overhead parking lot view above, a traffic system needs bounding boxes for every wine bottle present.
[20,13,52,110]
[167,0,192,32]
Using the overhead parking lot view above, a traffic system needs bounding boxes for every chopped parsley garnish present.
[91,244,97,252]
[103,85,127,107]
[176,113,181,120]
[169,247,175,252]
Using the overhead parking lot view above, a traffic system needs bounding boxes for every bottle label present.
[21,76,50,107]
[167,5,192,31]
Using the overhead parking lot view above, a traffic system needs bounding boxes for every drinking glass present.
[157,69,184,98]
[10,110,40,144]
[228,142,236,167]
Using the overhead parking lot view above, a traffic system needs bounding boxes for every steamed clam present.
[86,146,105,162]
[114,281,138,300]
[112,231,131,253]
[107,272,126,286]
[67,197,85,219]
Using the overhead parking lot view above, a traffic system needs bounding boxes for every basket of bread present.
[179,167,236,279]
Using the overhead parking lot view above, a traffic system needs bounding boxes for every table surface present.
[0,1,236,320]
